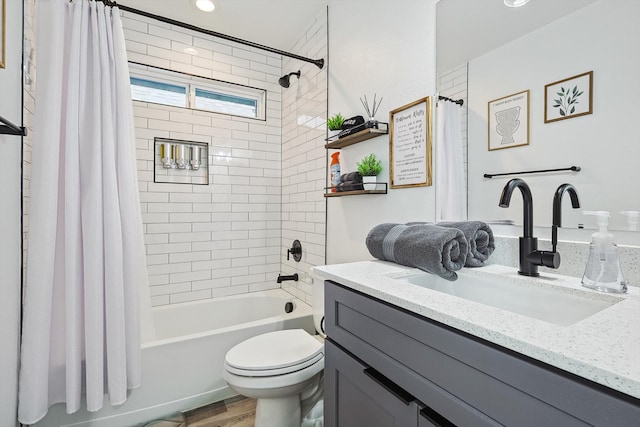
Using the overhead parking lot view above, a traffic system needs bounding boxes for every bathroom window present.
[193,88,259,118]
[129,62,266,120]
[130,77,188,107]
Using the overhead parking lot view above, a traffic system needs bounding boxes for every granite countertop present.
[311,260,640,399]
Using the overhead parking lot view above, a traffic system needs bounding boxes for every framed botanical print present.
[544,71,593,123]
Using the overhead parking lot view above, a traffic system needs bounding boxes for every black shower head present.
[278,70,301,88]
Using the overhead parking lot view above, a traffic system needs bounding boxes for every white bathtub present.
[34,289,315,427]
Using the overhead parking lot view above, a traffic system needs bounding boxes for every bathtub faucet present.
[277,273,299,283]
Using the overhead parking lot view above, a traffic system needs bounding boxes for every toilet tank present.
[311,278,325,336]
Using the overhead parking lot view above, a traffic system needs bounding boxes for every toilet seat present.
[225,329,324,377]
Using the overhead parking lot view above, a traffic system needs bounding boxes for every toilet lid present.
[225,329,323,376]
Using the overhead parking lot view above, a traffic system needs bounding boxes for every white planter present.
[362,175,377,191]
[328,129,341,139]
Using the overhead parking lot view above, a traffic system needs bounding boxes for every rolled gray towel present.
[366,223,468,281]
[336,181,364,192]
[408,221,495,267]
[340,171,362,183]
[437,221,495,267]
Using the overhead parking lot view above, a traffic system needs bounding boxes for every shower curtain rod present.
[438,95,464,106]
[99,0,325,69]
[483,165,581,179]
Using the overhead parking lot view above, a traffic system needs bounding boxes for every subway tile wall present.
[279,10,328,304]
[22,0,36,284]
[122,11,285,306]
[22,8,329,307]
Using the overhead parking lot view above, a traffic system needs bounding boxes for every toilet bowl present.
[223,329,323,427]
[223,280,325,427]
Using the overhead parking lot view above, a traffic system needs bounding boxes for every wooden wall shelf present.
[324,124,389,149]
[324,183,388,197]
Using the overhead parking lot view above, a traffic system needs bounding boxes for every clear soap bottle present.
[581,211,627,293]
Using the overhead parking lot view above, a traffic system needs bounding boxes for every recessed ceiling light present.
[183,47,199,56]
[504,0,530,7]
[195,0,215,12]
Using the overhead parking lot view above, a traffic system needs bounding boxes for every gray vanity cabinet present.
[325,339,421,426]
[323,280,640,427]
[326,338,453,427]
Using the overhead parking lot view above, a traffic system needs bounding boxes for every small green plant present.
[553,85,583,117]
[327,113,345,131]
[356,153,383,176]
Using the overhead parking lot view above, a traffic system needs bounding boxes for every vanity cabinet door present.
[324,339,419,427]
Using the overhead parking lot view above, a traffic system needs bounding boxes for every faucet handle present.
[526,250,561,269]
[287,239,302,262]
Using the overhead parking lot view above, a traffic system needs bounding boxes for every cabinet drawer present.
[325,339,420,427]
[325,280,640,427]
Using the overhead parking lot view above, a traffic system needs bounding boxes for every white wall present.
[0,0,23,424]
[326,0,438,264]
[467,0,640,232]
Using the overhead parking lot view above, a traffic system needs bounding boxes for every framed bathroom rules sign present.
[389,96,433,188]
[487,90,530,151]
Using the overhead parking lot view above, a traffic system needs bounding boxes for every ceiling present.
[115,1,600,75]
[117,0,327,52]
[436,0,599,73]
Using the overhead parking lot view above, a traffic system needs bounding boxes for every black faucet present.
[552,183,581,252]
[499,178,561,276]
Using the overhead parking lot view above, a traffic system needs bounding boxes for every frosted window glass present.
[130,77,187,107]
[194,88,258,118]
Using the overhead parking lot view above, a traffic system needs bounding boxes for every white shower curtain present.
[435,100,467,221]
[18,0,151,423]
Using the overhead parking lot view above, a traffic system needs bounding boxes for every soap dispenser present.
[581,211,627,293]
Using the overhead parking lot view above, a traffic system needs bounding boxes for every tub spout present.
[277,273,299,283]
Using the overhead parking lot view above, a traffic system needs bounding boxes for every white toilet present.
[223,280,325,427]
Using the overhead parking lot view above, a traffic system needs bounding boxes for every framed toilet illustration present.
[487,89,530,151]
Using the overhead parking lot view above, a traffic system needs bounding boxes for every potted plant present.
[356,153,383,190]
[327,113,345,138]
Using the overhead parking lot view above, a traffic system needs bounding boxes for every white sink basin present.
[389,269,621,326]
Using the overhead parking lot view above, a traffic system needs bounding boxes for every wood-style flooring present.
[143,396,256,427]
